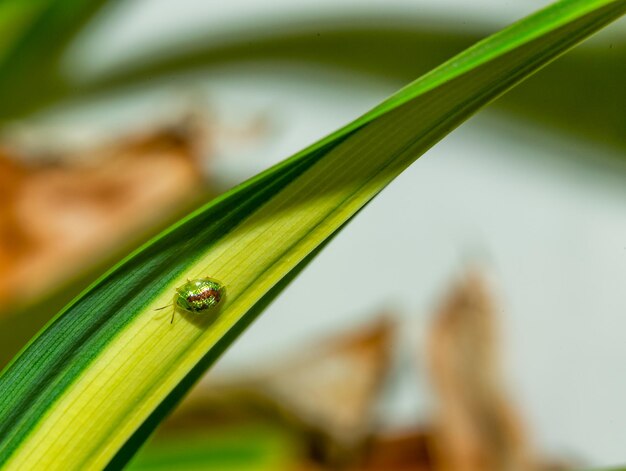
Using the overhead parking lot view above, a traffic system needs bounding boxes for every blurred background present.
[0,0,625,469]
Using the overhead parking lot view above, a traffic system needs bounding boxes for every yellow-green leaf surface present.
[1,1,625,469]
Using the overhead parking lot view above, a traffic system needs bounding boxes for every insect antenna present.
[154,303,173,311]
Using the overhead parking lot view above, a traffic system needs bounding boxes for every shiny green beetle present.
[158,277,225,323]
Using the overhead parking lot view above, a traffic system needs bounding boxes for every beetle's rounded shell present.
[175,277,224,313]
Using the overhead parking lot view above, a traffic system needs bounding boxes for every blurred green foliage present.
[127,425,298,471]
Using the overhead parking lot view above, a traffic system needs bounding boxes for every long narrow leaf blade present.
[0,1,624,470]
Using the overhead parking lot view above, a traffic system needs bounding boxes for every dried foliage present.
[0,121,208,310]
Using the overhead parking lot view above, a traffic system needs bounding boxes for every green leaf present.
[0,2,47,65]
[0,0,111,119]
[0,1,624,469]
[126,425,298,471]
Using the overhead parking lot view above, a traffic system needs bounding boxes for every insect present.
[156,277,225,324]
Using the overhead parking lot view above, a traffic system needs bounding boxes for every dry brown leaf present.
[0,122,208,310]
[251,317,394,445]
[427,272,535,471]
[356,429,433,471]
[161,317,395,466]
